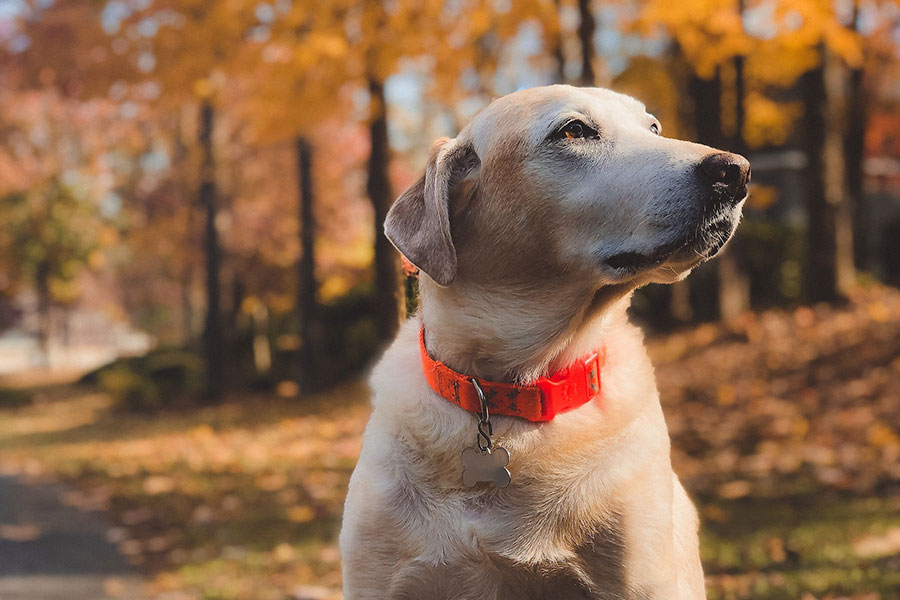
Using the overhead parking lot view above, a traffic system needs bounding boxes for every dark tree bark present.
[576,0,596,86]
[689,68,732,321]
[229,276,245,331]
[295,136,322,391]
[802,45,855,302]
[717,17,751,323]
[801,61,830,298]
[846,2,868,269]
[690,67,724,148]
[846,64,866,269]
[180,225,195,345]
[367,78,402,341]
[716,243,749,321]
[174,112,195,346]
[550,0,567,84]
[199,100,224,402]
[681,30,757,323]
[733,56,746,150]
[801,61,833,300]
[826,54,857,297]
[36,259,51,356]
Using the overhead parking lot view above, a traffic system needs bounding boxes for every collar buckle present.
[536,349,606,420]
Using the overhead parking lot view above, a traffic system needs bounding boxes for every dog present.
[340,85,750,599]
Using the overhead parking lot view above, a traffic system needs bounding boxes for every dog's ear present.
[384,137,480,287]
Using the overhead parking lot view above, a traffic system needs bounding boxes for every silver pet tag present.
[462,446,511,488]
[462,378,511,488]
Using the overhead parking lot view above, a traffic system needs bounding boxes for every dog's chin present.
[600,206,742,284]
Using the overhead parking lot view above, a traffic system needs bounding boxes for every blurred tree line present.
[0,0,899,403]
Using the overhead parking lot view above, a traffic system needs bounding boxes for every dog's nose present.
[698,152,751,198]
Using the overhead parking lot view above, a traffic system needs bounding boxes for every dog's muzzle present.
[601,152,751,275]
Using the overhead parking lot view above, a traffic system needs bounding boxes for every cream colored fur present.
[340,85,749,599]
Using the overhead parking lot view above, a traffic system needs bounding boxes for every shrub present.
[98,367,161,412]
[93,348,205,412]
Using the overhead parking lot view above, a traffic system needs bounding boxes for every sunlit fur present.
[341,85,746,599]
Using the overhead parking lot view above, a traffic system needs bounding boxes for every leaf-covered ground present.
[649,286,900,599]
[1,285,899,599]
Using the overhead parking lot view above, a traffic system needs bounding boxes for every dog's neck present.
[419,276,634,382]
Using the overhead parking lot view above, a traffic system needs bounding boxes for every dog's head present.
[386,85,749,291]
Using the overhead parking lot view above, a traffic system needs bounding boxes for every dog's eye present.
[650,122,661,135]
[554,120,597,141]
[564,121,585,139]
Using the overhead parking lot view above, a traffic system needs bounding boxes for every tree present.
[687,64,752,321]
[113,0,261,400]
[783,0,863,301]
[577,0,597,85]
[802,44,855,301]
[549,0,568,83]
[639,0,872,309]
[0,19,145,345]
[237,1,356,389]
[0,179,99,351]
[8,0,262,396]
[357,0,412,342]
[845,41,867,271]
[295,137,321,390]
[197,99,225,400]
[263,0,435,344]
[843,0,893,271]
[718,0,751,321]
[638,0,752,321]
[367,76,402,341]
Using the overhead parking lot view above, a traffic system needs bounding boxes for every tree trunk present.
[846,2,867,270]
[296,136,322,391]
[175,110,195,346]
[550,0,567,83]
[229,276,245,331]
[717,247,749,321]
[802,45,855,302]
[846,64,866,270]
[35,260,51,359]
[717,31,751,323]
[251,303,271,374]
[802,62,833,300]
[180,257,194,345]
[670,279,693,323]
[689,68,727,321]
[691,67,723,148]
[689,66,749,321]
[576,0,596,86]
[733,39,746,148]
[199,100,224,402]
[367,77,402,341]
[826,52,856,296]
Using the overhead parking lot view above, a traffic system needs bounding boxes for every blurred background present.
[0,0,898,599]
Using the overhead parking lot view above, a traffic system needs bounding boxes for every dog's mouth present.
[604,210,740,275]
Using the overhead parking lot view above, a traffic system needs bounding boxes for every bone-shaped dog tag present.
[461,446,511,488]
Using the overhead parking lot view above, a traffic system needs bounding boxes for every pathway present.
[0,475,148,600]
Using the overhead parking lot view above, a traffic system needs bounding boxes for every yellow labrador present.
[340,85,750,599]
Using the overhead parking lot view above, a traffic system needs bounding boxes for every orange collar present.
[419,328,605,422]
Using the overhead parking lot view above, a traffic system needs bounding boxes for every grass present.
[3,384,897,600]
[700,493,900,598]
[0,286,899,599]
[0,382,369,600]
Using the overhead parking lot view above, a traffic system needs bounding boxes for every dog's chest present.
[384,463,637,599]
[387,506,639,599]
